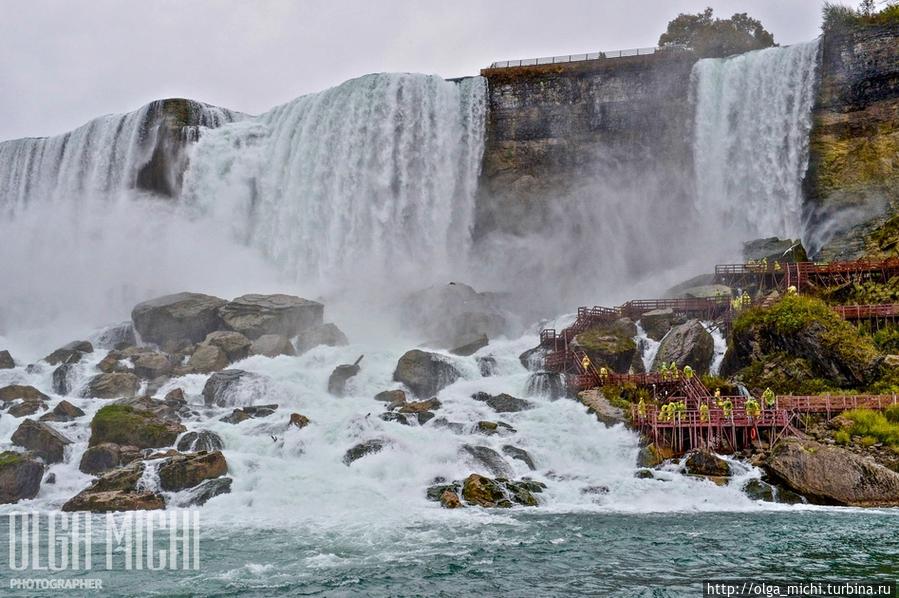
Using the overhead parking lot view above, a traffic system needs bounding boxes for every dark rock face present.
[343,439,388,465]
[220,404,278,424]
[0,385,49,417]
[477,356,497,376]
[574,318,639,374]
[393,350,461,398]
[460,445,513,478]
[766,439,899,507]
[652,319,714,375]
[11,420,72,464]
[743,237,807,263]
[288,413,310,429]
[202,369,261,407]
[44,340,93,366]
[218,294,323,340]
[0,350,15,369]
[0,451,44,503]
[427,475,545,508]
[179,477,233,506]
[89,404,185,449]
[63,490,166,513]
[202,331,252,363]
[295,323,348,354]
[177,431,224,453]
[132,351,173,379]
[131,292,228,346]
[79,443,141,475]
[502,445,536,470]
[684,449,731,477]
[640,309,675,342]
[519,346,546,372]
[804,25,899,259]
[379,412,409,425]
[52,364,74,395]
[83,373,140,399]
[39,400,85,422]
[186,344,229,373]
[472,392,533,413]
[157,451,228,492]
[328,364,360,396]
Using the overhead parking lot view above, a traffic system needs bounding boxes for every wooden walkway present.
[715,257,899,293]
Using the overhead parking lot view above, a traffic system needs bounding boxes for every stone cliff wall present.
[476,52,698,238]
[804,23,899,259]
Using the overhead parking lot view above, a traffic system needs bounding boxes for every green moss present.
[834,430,851,445]
[738,353,836,395]
[90,405,175,448]
[867,214,899,258]
[577,324,636,355]
[0,451,25,468]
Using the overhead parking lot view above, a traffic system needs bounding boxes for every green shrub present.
[822,1,899,31]
[885,404,899,424]
[834,429,851,445]
[873,327,899,353]
[841,408,899,448]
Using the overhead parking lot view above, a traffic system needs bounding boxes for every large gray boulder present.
[186,344,229,373]
[11,420,73,464]
[743,237,807,263]
[177,430,224,453]
[0,350,15,369]
[0,451,44,503]
[472,392,533,413]
[460,445,513,478]
[400,283,509,349]
[766,439,899,507]
[78,443,141,475]
[157,451,228,492]
[202,331,252,363]
[343,439,388,466]
[393,350,461,398]
[44,340,93,366]
[652,319,714,374]
[83,373,140,399]
[295,323,348,354]
[328,363,360,396]
[201,369,264,407]
[218,294,323,340]
[131,292,227,346]
[249,334,296,358]
[640,308,675,341]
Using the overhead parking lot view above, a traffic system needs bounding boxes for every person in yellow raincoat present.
[722,398,733,418]
[762,387,776,408]
[683,365,694,379]
[599,366,608,384]
[699,403,710,422]
[637,398,647,419]
[787,285,798,296]
[745,398,761,417]
[581,354,591,372]
[659,362,669,381]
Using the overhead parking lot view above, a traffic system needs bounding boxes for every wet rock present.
[415,411,436,425]
[45,472,56,484]
[743,478,775,502]
[62,489,165,512]
[432,418,465,434]
[176,430,224,452]
[0,350,14,369]
[766,438,899,507]
[743,237,807,263]
[581,485,610,496]
[476,421,515,436]
[684,449,731,477]
[202,330,252,363]
[97,352,121,374]
[380,412,409,425]
[374,389,406,407]
[397,398,441,414]
[91,322,136,350]
[202,369,262,407]
[218,293,323,339]
[131,292,228,346]
[186,344,229,373]
[44,340,93,366]
[39,400,85,422]
[393,350,461,398]
[295,322,348,354]
[461,473,509,507]
[640,308,675,341]
[440,489,463,508]
[342,439,387,465]
[132,351,173,379]
[636,444,671,468]
[472,392,532,413]
[220,404,278,424]
[249,334,296,358]
[652,319,714,375]
[635,468,655,479]
[79,443,141,475]
[6,397,48,418]
[51,364,74,395]
[526,372,565,399]
[401,283,509,349]
[449,334,489,356]
[0,451,44,503]
[502,445,536,470]
[158,451,228,491]
[83,373,140,399]
[573,318,639,373]
[477,356,497,376]
[0,384,49,404]
[288,413,310,429]
[89,404,185,449]
[117,395,185,422]
[11,419,73,464]
[460,445,513,478]
[519,346,546,371]
[179,477,233,506]
[328,362,361,397]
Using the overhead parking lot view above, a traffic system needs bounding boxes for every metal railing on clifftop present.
[487,45,686,69]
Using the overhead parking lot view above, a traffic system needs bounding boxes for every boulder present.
[652,320,714,374]
[288,413,310,429]
[472,392,532,413]
[440,489,463,508]
[573,318,639,373]
[461,474,509,507]
[519,346,546,371]
[342,439,387,466]
[117,395,186,422]
[640,308,675,341]
[220,404,278,424]
[0,451,44,503]
[449,334,489,357]
[176,431,224,452]
[44,340,93,366]
[157,451,228,492]
[394,350,461,398]
[51,364,74,395]
[78,443,141,475]
[400,283,508,348]
[132,351,173,379]
[328,363,361,396]
[460,445,513,478]
[502,445,536,470]
[475,421,515,435]
[684,449,731,477]
[62,489,165,512]
[201,369,261,407]
[374,389,407,407]
[39,400,85,422]
[0,350,14,369]
[11,420,72,463]
[677,284,732,300]
[97,352,121,374]
[6,397,48,418]
[83,373,140,399]
[477,356,497,377]
[0,384,49,404]
[91,322,136,350]
[178,477,233,506]
[379,412,409,425]
[743,237,807,263]
[218,293,323,339]
[295,323,348,354]
[766,438,899,507]
[397,398,441,414]
[202,330,252,362]
[186,344,229,373]
[250,334,296,358]
[525,372,565,399]
[131,292,227,346]
[88,404,185,449]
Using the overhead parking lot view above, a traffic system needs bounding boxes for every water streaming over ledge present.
[692,40,820,244]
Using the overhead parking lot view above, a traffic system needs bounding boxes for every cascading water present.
[692,41,820,247]
[182,74,486,295]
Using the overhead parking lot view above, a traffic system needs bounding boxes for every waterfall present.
[692,41,820,245]
[182,74,486,294]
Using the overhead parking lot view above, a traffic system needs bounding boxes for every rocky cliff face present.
[476,52,698,238]
[804,23,899,259]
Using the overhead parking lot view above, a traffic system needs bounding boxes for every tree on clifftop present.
[658,7,775,58]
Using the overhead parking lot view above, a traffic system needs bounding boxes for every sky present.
[1,0,840,141]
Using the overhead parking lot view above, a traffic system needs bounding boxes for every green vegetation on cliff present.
[822,2,899,32]
[835,408,899,451]
[659,7,775,58]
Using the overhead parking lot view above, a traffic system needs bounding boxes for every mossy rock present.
[574,318,637,372]
[89,405,185,449]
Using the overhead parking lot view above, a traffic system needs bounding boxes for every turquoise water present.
[1,510,896,597]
